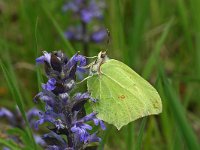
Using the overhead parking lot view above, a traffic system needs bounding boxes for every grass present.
[0,0,200,149]
[0,57,37,149]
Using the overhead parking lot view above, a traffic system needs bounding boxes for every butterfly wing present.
[87,59,162,130]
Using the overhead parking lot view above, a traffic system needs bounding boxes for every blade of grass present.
[35,17,44,89]
[190,0,200,76]
[42,5,75,56]
[0,139,21,150]
[108,0,125,59]
[156,78,174,150]
[177,0,193,52]
[159,67,200,150]
[34,17,45,110]
[126,123,134,150]
[0,60,37,150]
[142,18,174,79]
[135,117,148,150]
[127,0,149,66]
[98,125,113,150]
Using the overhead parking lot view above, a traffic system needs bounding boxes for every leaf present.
[159,68,200,150]
[7,127,33,148]
[87,58,162,130]
[0,60,37,149]
[0,138,21,150]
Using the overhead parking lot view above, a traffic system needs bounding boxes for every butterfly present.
[86,51,162,130]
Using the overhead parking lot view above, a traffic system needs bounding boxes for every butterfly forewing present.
[87,59,162,130]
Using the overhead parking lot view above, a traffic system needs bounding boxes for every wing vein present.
[102,73,135,122]
[103,68,149,114]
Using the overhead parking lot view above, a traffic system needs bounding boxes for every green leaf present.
[42,5,75,56]
[7,127,34,149]
[142,18,174,79]
[159,68,200,150]
[0,138,21,150]
[0,60,37,149]
[135,117,147,150]
[87,55,162,130]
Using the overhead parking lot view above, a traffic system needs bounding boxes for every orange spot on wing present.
[118,95,126,100]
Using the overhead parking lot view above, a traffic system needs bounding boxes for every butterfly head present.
[89,51,109,75]
[98,51,107,59]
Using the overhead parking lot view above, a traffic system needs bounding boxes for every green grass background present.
[0,0,200,149]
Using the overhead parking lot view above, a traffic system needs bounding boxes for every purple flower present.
[54,119,65,130]
[34,135,46,146]
[71,123,92,142]
[86,132,101,143]
[42,78,56,91]
[79,112,106,130]
[91,28,107,43]
[0,108,14,119]
[73,92,90,101]
[93,118,106,130]
[82,112,97,122]
[67,53,86,68]
[65,26,83,41]
[62,2,78,12]
[26,108,41,128]
[27,108,40,120]
[81,9,94,23]
[35,111,59,130]
[36,51,51,64]
[3,147,10,150]
[43,132,67,150]
[46,146,60,150]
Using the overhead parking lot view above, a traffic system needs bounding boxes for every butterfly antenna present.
[105,29,110,52]
[106,29,110,46]
[85,56,98,59]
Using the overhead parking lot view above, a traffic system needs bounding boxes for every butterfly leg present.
[79,62,94,69]
[98,61,104,75]
[76,76,92,84]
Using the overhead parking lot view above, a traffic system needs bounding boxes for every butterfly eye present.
[100,51,106,58]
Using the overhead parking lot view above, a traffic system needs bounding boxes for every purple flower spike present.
[34,51,105,149]
[63,0,106,44]
[42,78,56,91]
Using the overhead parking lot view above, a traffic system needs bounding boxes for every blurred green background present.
[0,0,200,150]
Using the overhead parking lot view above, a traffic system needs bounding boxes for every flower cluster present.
[63,0,107,43]
[34,51,105,150]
